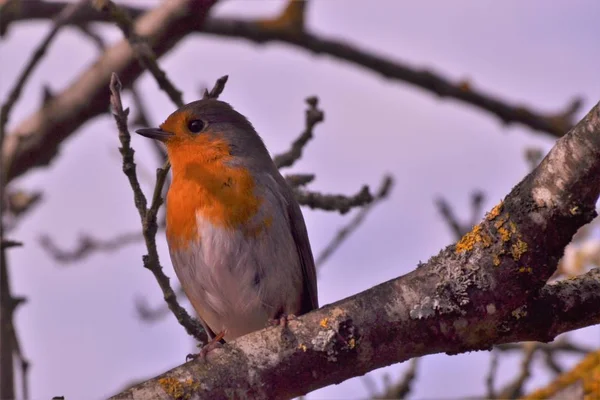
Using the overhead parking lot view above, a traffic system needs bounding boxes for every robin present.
[136,99,319,348]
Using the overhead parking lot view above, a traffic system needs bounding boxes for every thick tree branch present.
[1,0,217,183]
[111,102,600,399]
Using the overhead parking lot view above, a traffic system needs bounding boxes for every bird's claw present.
[267,313,297,329]
[185,330,226,362]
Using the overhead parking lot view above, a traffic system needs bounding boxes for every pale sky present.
[1,1,599,399]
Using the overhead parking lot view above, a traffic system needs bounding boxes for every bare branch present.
[0,227,28,400]
[496,340,593,355]
[316,175,393,267]
[38,230,149,264]
[485,350,499,399]
[135,285,186,322]
[435,191,486,239]
[1,2,581,139]
[2,0,218,183]
[285,173,315,188]
[294,185,373,214]
[0,0,85,150]
[273,96,324,169]
[522,349,600,399]
[374,358,420,399]
[497,342,538,399]
[0,240,23,250]
[94,0,184,108]
[202,75,229,100]
[109,73,206,344]
[2,1,578,184]
[74,22,106,50]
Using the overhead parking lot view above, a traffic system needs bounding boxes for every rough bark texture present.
[111,103,600,399]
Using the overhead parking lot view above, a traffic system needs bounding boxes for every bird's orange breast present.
[165,137,261,250]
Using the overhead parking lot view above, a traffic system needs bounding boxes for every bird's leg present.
[186,330,226,362]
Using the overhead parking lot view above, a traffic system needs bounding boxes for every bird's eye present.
[187,119,205,133]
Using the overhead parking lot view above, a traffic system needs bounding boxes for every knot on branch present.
[257,0,307,35]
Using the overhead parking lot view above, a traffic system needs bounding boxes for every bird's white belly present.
[168,213,302,342]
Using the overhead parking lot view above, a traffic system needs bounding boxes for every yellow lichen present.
[498,227,511,242]
[319,318,329,328]
[486,202,503,220]
[494,214,508,229]
[298,343,308,352]
[455,224,492,253]
[570,205,580,215]
[159,377,185,400]
[493,254,501,266]
[509,221,518,234]
[512,306,527,319]
[522,350,600,399]
[348,338,356,349]
[158,377,198,400]
[511,239,529,260]
[518,266,533,274]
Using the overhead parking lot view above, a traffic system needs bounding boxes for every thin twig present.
[109,73,206,343]
[202,75,229,99]
[485,349,499,399]
[75,22,106,50]
[496,340,592,355]
[374,358,420,399]
[38,229,154,264]
[94,0,184,108]
[285,173,315,188]
[273,96,324,169]
[0,240,23,249]
[496,342,538,399]
[294,185,373,214]
[135,285,186,322]
[435,191,486,239]
[316,175,393,268]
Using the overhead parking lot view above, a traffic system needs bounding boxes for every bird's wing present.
[286,194,319,313]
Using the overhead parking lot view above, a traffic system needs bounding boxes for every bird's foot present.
[267,313,297,329]
[186,330,226,362]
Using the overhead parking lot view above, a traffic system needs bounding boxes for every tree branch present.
[294,185,373,214]
[2,0,217,183]
[374,358,419,399]
[111,102,600,400]
[93,0,184,108]
[109,73,206,344]
[273,96,324,169]
[316,175,393,268]
[2,1,581,183]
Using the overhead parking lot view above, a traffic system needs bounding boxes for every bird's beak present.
[135,128,174,142]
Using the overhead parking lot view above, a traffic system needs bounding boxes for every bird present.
[135,98,319,348]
